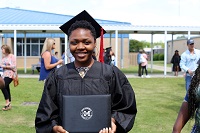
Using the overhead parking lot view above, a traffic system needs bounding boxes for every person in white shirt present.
[179,39,200,91]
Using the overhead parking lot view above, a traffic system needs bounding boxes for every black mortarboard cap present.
[105,47,112,50]
[59,10,106,38]
[105,47,112,54]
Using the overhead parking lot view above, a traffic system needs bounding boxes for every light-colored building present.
[167,36,200,63]
[2,8,200,75]
[0,7,130,69]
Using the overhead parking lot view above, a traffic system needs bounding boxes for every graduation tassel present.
[99,28,104,63]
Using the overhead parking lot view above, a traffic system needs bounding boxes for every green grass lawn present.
[0,78,193,133]
[153,60,172,67]
[120,66,164,74]
[17,68,37,74]
[129,78,193,133]
[17,61,169,75]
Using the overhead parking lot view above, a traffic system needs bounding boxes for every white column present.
[0,34,3,60]
[14,30,17,57]
[164,31,167,76]
[109,33,112,46]
[24,32,27,73]
[151,33,153,73]
[171,34,174,58]
[65,34,68,64]
[188,31,191,39]
[115,30,118,67]
[120,36,124,68]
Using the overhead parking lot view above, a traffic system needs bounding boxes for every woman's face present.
[69,28,96,67]
[51,41,56,50]
[188,43,194,51]
[1,48,5,54]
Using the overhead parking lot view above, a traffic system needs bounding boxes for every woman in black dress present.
[171,50,181,76]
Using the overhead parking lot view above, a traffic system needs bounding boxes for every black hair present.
[188,64,200,118]
[173,51,180,56]
[68,20,96,40]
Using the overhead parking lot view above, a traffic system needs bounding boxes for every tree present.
[129,39,144,52]
[153,41,164,48]
[140,40,150,48]
[176,35,186,39]
[129,39,164,52]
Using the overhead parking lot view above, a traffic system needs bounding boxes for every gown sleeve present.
[35,70,59,133]
[110,66,137,133]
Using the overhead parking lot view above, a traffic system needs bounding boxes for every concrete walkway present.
[125,72,185,78]
[125,64,185,78]
[18,74,39,78]
[18,65,184,79]
[151,64,172,72]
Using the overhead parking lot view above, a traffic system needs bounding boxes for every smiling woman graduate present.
[35,10,137,133]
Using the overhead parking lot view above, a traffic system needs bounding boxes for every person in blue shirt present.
[61,51,65,64]
[39,38,63,81]
[68,52,75,63]
[179,39,200,91]
[137,50,142,77]
[172,63,200,133]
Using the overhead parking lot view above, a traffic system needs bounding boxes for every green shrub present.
[159,54,164,60]
[153,53,164,61]
[153,54,159,61]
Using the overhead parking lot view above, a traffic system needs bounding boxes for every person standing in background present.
[0,45,16,111]
[179,39,200,91]
[171,50,181,76]
[137,50,142,77]
[110,50,115,66]
[61,51,65,64]
[104,47,112,65]
[141,50,150,78]
[54,51,59,59]
[68,52,75,63]
[92,50,97,60]
[66,49,75,63]
[36,58,41,73]
[39,38,63,81]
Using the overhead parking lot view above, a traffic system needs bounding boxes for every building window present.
[27,45,30,56]
[17,38,23,56]
[17,38,45,56]
[31,44,38,56]
[61,38,66,53]
[17,43,23,56]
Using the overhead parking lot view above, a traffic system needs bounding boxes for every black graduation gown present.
[35,61,137,133]
[104,55,111,65]
[171,55,181,72]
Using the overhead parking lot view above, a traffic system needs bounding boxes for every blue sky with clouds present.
[1,0,200,41]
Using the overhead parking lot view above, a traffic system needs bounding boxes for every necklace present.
[76,67,90,78]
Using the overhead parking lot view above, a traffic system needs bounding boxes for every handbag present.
[140,55,146,63]
[12,72,19,87]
